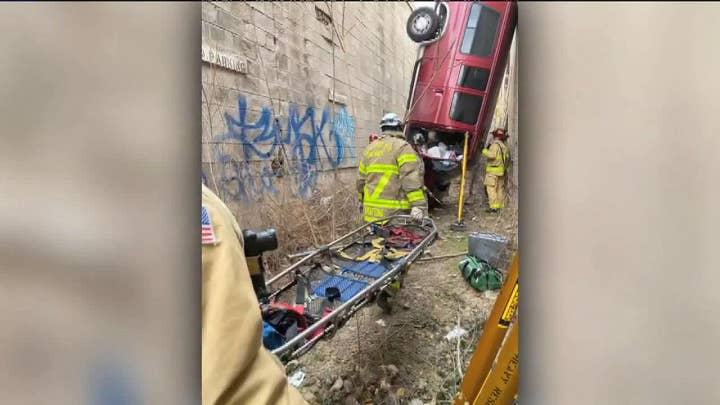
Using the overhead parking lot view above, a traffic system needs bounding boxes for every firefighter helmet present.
[380,113,403,131]
[491,128,508,139]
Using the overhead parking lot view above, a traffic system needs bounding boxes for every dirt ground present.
[287,189,518,405]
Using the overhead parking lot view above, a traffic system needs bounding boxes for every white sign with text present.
[201,45,248,74]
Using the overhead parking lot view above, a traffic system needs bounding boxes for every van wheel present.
[406,7,440,43]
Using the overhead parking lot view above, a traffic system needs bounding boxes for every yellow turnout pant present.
[484,173,506,209]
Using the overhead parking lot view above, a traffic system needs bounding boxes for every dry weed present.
[232,177,364,277]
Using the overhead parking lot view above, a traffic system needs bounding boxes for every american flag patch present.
[202,206,218,245]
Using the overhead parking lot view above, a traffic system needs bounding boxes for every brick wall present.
[201,2,418,205]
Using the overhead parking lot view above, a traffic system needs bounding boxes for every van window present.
[450,91,483,125]
[460,3,501,58]
[457,65,490,91]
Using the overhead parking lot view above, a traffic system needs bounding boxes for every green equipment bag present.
[458,255,504,292]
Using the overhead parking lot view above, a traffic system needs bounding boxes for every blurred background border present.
[1,2,719,404]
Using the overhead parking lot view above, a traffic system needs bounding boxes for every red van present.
[404,1,517,202]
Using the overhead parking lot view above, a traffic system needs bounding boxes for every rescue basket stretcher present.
[261,215,438,362]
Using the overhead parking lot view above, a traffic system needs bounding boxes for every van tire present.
[406,7,440,43]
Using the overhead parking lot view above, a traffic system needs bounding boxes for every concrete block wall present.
[489,31,518,208]
[201,1,418,205]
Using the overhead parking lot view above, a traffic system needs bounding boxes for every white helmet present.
[380,112,403,131]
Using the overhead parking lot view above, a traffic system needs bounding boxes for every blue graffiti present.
[216,157,278,200]
[209,95,356,202]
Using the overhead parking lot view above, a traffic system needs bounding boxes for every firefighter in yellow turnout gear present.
[357,113,428,224]
[482,128,511,212]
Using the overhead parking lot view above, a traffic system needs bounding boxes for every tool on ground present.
[286,234,375,260]
[454,253,519,405]
[450,132,470,231]
[468,231,509,269]
[416,251,466,262]
[424,185,445,207]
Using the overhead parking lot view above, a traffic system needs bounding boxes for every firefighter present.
[356,112,428,224]
[482,128,511,212]
[202,183,308,405]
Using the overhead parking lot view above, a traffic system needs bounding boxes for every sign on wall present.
[201,45,248,74]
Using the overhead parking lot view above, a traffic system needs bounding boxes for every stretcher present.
[260,215,438,362]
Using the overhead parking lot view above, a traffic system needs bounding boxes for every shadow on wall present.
[203,95,357,203]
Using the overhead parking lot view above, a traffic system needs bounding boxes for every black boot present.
[377,290,393,314]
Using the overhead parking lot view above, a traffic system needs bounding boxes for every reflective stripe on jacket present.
[482,140,510,176]
[356,130,427,223]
